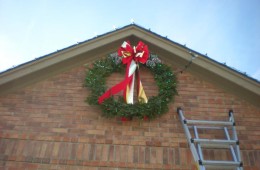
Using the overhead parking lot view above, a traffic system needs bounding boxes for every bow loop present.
[118,41,133,64]
[134,41,149,64]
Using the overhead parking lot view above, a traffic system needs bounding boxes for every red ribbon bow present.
[98,41,149,104]
[118,41,149,64]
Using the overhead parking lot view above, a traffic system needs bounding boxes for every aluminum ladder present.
[177,107,243,170]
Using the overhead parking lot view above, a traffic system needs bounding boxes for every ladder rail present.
[194,126,205,170]
[224,127,240,170]
[178,108,201,164]
[229,110,243,170]
[224,127,238,162]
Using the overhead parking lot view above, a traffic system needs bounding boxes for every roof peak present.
[1,23,258,83]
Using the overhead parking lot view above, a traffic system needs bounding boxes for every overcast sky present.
[1,0,260,80]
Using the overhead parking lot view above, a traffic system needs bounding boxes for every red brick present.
[114,145,120,162]
[82,144,90,160]
[22,141,34,157]
[156,147,163,164]
[10,141,18,156]
[76,143,84,160]
[94,144,102,161]
[133,146,139,163]
[144,132,160,137]
[0,63,260,170]
[163,147,168,165]
[51,142,60,158]
[58,142,67,160]
[51,128,68,133]
[127,146,134,163]
[108,145,114,161]
[87,130,105,135]
[120,145,128,162]
[32,141,42,157]
[4,140,15,155]
[144,147,150,164]
[39,143,47,158]
[175,148,180,165]
[122,131,141,136]
[88,144,96,161]
[101,145,109,161]
[44,142,54,157]
[146,140,162,147]
[69,143,77,160]
[139,146,146,164]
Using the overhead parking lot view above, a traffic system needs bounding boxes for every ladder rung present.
[201,143,232,149]
[192,138,238,148]
[185,119,234,126]
[201,160,242,168]
[188,125,224,130]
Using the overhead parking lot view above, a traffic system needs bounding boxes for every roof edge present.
[1,23,259,84]
[130,24,259,83]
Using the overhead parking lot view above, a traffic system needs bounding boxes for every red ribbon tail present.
[98,77,132,104]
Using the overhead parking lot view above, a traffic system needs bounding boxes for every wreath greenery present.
[85,53,178,120]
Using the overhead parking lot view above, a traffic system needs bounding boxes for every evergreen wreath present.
[85,53,178,120]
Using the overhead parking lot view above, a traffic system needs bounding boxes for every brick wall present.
[0,63,259,170]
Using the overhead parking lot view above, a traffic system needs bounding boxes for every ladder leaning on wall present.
[177,107,243,170]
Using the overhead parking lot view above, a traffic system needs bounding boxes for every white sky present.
[0,0,260,80]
